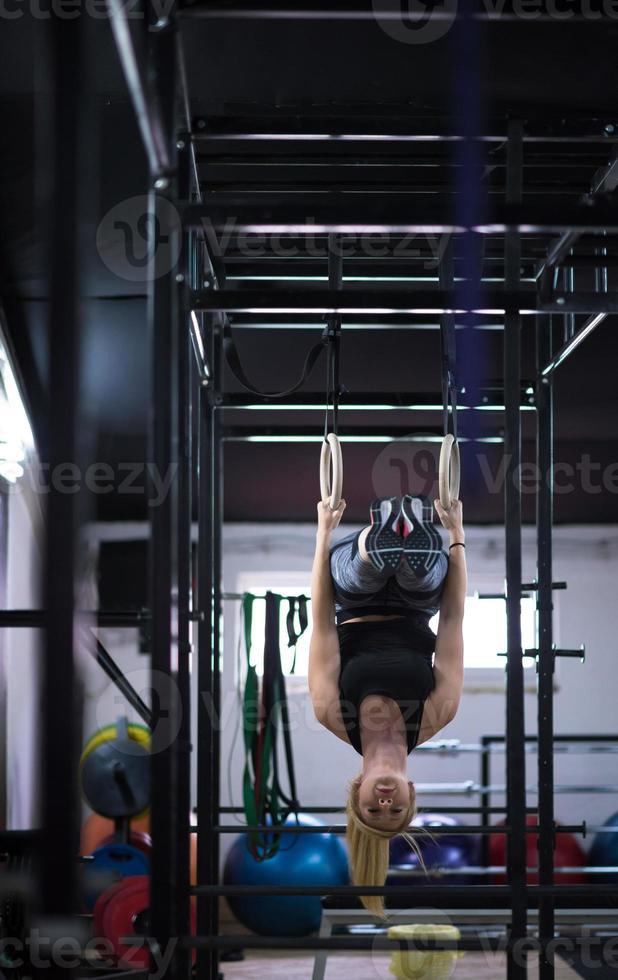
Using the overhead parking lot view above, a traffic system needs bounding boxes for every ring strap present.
[223,316,327,398]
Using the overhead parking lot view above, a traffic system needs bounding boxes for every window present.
[430,594,537,669]
[0,329,35,483]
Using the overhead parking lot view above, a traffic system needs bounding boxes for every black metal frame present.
[2,10,614,980]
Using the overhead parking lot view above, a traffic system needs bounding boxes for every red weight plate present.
[92,878,131,941]
[101,875,150,970]
[96,876,196,969]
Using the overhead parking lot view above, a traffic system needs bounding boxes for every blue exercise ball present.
[223,813,349,936]
[589,811,618,883]
[388,812,480,886]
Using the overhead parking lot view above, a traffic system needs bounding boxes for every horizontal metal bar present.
[542,312,607,375]
[182,199,618,234]
[192,883,618,898]
[0,830,40,850]
[520,582,567,591]
[222,390,533,411]
[199,165,604,190]
[212,824,584,836]
[222,426,503,443]
[193,288,618,315]
[180,0,618,21]
[186,935,513,953]
[0,609,152,627]
[561,255,618,268]
[191,109,618,143]
[497,647,585,661]
[223,317,507,330]
[0,609,203,627]
[484,733,618,744]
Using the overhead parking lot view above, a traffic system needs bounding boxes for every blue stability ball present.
[83,843,150,911]
[223,814,349,936]
[388,812,481,886]
[589,811,618,883]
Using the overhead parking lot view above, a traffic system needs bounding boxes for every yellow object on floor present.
[388,923,464,980]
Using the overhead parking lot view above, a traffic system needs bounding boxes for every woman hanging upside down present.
[309,494,466,917]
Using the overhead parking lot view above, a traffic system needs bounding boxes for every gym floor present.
[218,951,580,979]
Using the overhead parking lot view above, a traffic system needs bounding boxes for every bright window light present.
[430,595,537,669]
[245,586,536,677]
[0,334,35,483]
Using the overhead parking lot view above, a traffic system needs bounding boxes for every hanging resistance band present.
[241,592,300,860]
[438,237,461,509]
[285,595,309,675]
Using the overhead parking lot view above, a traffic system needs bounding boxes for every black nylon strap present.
[438,236,458,441]
[223,316,328,398]
[285,595,309,675]
[263,593,300,819]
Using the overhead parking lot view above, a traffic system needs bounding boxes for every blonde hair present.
[345,776,422,919]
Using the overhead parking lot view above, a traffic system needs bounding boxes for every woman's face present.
[357,774,411,830]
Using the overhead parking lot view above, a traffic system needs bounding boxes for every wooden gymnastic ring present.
[320,433,343,510]
[439,434,461,510]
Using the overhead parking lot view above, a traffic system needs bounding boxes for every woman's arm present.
[418,499,466,739]
[308,500,350,742]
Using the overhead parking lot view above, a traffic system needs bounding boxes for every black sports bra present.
[338,617,436,755]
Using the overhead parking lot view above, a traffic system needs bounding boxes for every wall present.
[219,523,618,858]
[80,521,618,860]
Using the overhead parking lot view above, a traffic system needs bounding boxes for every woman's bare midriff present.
[343,614,406,624]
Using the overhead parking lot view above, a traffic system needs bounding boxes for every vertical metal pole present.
[148,17,180,978]
[479,737,491,870]
[536,315,555,980]
[504,117,528,980]
[211,322,224,974]
[174,135,193,980]
[197,322,217,980]
[39,19,85,973]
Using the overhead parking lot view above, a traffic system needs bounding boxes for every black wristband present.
[449,542,465,550]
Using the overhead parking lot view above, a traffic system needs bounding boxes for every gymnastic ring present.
[439,434,461,510]
[320,433,343,510]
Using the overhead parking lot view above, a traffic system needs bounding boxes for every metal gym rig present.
[3,5,618,980]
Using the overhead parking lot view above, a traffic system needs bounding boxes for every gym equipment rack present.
[5,6,618,980]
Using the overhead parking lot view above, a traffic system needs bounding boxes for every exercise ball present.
[588,811,618,883]
[223,813,349,936]
[489,815,587,884]
[388,813,480,886]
